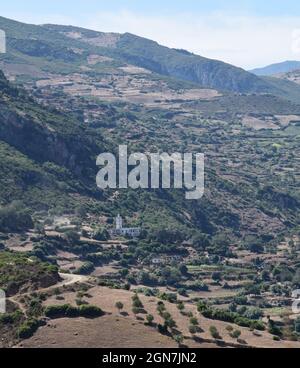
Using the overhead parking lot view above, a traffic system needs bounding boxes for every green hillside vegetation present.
[0,65,299,241]
[0,251,59,296]
[0,201,33,232]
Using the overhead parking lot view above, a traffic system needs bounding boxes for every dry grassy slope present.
[17,285,300,348]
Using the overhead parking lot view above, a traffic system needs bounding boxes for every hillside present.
[0,68,299,239]
[250,60,300,76]
[0,16,299,240]
[1,16,300,102]
[0,70,109,211]
[0,15,300,349]
[269,69,300,85]
[17,284,300,349]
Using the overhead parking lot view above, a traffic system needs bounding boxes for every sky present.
[1,0,300,69]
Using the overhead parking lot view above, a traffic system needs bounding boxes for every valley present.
[0,15,299,349]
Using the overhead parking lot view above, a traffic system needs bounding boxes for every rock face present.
[115,33,278,94]
[0,72,103,178]
[0,110,83,175]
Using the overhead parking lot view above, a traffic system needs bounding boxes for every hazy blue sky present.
[2,0,300,17]
[1,0,300,69]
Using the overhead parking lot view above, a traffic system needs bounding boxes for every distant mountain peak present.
[249,60,300,76]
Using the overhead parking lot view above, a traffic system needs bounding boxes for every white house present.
[151,255,182,265]
[111,214,141,237]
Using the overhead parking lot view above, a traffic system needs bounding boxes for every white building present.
[111,214,141,237]
[151,255,182,265]
[116,214,123,230]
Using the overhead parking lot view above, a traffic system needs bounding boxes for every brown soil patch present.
[242,116,280,130]
[18,315,178,348]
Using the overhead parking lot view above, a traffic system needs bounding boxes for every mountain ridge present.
[250,60,300,76]
[1,16,300,102]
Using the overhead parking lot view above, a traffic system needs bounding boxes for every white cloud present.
[3,10,300,69]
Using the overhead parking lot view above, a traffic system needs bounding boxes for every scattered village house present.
[151,255,183,265]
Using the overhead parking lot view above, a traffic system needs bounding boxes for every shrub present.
[79,305,104,318]
[44,304,103,319]
[159,292,177,303]
[132,294,143,308]
[115,302,124,312]
[268,321,282,337]
[178,288,187,296]
[173,334,184,346]
[212,272,222,282]
[0,202,33,232]
[294,317,300,333]
[177,302,185,311]
[164,317,176,330]
[209,325,221,339]
[189,325,197,334]
[243,307,263,320]
[74,262,94,275]
[0,311,23,325]
[190,317,198,326]
[249,243,264,254]
[146,314,154,325]
[162,311,172,321]
[198,302,265,331]
[17,319,40,339]
[75,298,86,306]
[157,302,166,315]
[44,304,68,318]
[65,230,80,244]
[93,228,109,241]
[157,324,168,335]
[65,305,79,317]
[132,307,140,315]
[230,330,241,339]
